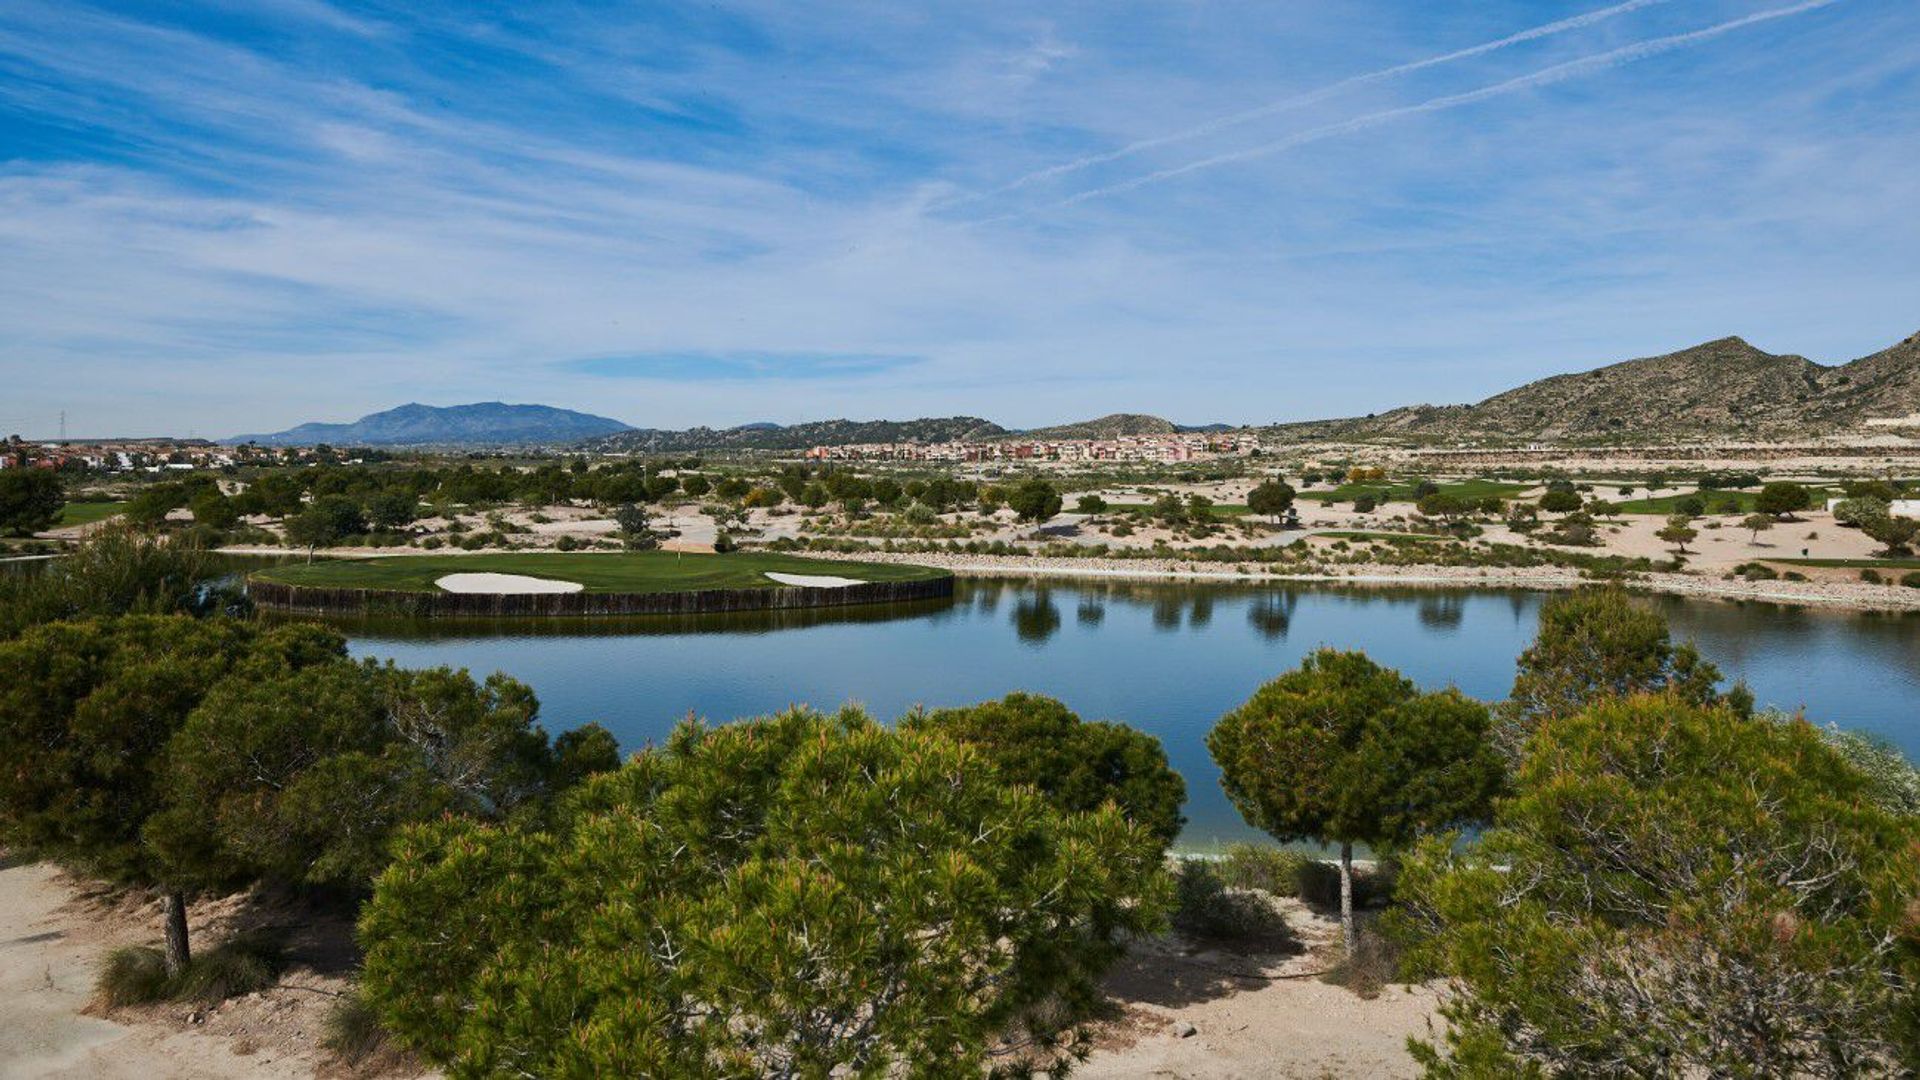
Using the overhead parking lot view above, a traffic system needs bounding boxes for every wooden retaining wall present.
[247,574,954,619]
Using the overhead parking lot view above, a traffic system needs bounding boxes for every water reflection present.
[339,578,1920,851]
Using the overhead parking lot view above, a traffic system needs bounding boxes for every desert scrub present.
[1171,859,1295,949]
[324,990,392,1066]
[95,931,285,1008]
[1216,843,1312,897]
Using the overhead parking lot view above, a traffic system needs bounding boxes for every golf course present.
[252,550,947,593]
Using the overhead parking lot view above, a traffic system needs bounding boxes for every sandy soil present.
[4,855,1428,1080]
[0,856,409,1080]
[433,572,583,594]
[1079,897,1438,1079]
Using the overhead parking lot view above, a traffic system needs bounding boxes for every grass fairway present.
[253,551,946,594]
[1608,488,1840,515]
[56,500,124,527]
[1303,479,1530,505]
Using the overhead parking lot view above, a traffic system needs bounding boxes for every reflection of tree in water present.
[1076,593,1105,626]
[1417,594,1465,631]
[1013,588,1062,644]
[1247,591,1297,639]
[1151,593,1184,631]
[1188,593,1214,628]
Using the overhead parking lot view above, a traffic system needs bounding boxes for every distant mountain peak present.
[1264,330,1920,443]
[230,402,633,446]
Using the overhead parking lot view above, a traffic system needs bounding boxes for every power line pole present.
[58,410,66,441]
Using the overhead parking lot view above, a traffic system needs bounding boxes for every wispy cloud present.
[0,0,1911,437]
[564,351,924,381]
[945,0,1680,208]
[1038,0,1849,212]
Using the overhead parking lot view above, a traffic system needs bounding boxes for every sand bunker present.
[436,572,585,594]
[764,572,866,588]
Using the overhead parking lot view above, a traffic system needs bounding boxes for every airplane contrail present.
[1044,0,1843,211]
[946,0,1678,207]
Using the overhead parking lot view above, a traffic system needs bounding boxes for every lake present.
[340,578,1920,850]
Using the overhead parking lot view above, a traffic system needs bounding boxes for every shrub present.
[171,932,285,1004]
[1397,697,1920,1075]
[323,991,391,1066]
[1172,860,1294,948]
[1903,571,1920,589]
[94,932,285,1007]
[358,708,1173,1076]
[1217,843,1311,896]
[1861,568,1883,583]
[96,946,172,1007]
[1322,925,1402,1000]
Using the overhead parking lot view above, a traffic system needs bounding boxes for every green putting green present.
[253,551,946,594]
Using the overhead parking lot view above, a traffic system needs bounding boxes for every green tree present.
[1499,587,1749,758]
[1742,511,1775,542]
[612,503,657,550]
[1206,650,1505,952]
[189,490,238,530]
[1417,493,1469,522]
[1396,696,1920,1076]
[0,616,345,973]
[1008,477,1064,523]
[1075,493,1109,515]
[1538,489,1582,514]
[904,692,1187,848]
[1246,479,1296,522]
[1656,512,1697,554]
[0,528,222,639]
[366,490,419,530]
[149,663,610,893]
[285,495,366,560]
[1860,510,1920,556]
[1755,480,1812,519]
[358,707,1173,1076]
[0,469,63,534]
[679,473,712,499]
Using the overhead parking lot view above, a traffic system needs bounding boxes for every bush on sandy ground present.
[94,932,285,1008]
[1214,843,1311,896]
[96,945,172,1006]
[1321,924,1403,1000]
[323,991,391,1067]
[1172,859,1296,951]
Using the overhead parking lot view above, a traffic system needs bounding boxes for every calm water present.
[339,579,1920,850]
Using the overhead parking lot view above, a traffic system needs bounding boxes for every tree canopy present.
[903,692,1186,849]
[358,707,1173,1078]
[0,468,63,534]
[1499,587,1751,758]
[1207,649,1505,949]
[1397,695,1920,1076]
[1007,477,1064,523]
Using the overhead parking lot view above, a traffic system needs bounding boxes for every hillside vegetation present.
[1269,330,1920,442]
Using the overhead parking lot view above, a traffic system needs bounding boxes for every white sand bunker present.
[764,571,867,588]
[435,572,585,594]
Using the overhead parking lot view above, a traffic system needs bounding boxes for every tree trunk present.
[1338,842,1356,957]
[161,890,191,977]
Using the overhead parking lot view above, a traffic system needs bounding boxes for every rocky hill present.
[1017,413,1181,440]
[1268,331,1920,442]
[231,402,632,446]
[584,416,1008,453]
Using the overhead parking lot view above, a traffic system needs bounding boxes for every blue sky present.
[1,0,1915,437]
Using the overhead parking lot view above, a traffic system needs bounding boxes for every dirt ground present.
[0,856,423,1080]
[4,856,1432,1079]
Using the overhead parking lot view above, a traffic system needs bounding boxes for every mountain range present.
[1267,330,1920,443]
[229,330,1920,449]
[230,402,633,446]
